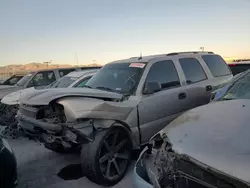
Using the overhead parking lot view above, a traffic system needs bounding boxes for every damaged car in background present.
[133,67,250,188]
[0,69,99,138]
[16,51,232,186]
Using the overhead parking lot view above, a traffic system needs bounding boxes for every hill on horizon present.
[0,62,102,74]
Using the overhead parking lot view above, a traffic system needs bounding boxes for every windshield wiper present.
[81,85,92,88]
[95,86,116,92]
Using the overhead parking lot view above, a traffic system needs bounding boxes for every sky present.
[0,0,250,66]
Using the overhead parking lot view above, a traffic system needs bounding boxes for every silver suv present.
[17,51,232,186]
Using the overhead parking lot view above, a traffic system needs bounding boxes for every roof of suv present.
[109,51,215,64]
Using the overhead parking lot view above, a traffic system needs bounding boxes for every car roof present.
[65,69,98,77]
[108,51,215,65]
[29,66,101,73]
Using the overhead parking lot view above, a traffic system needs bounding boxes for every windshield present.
[50,76,79,88]
[86,62,146,94]
[222,70,250,100]
[16,73,34,86]
[1,75,23,85]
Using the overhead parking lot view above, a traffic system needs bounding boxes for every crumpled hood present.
[163,99,250,185]
[0,86,23,100]
[1,87,36,105]
[20,87,124,106]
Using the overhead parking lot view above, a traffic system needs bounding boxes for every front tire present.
[81,127,132,186]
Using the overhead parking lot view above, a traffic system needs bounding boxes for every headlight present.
[2,138,13,153]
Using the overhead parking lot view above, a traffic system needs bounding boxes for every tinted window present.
[202,55,231,77]
[2,75,23,85]
[229,64,250,76]
[145,60,180,90]
[27,71,56,87]
[180,58,207,84]
[59,69,75,77]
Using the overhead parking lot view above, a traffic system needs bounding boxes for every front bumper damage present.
[133,136,250,188]
[16,110,96,149]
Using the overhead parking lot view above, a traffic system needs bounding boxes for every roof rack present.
[166,51,214,56]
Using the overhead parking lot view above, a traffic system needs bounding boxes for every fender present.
[75,119,136,147]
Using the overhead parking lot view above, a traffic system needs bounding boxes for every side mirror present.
[143,81,162,94]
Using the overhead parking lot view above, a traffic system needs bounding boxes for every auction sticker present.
[129,63,145,68]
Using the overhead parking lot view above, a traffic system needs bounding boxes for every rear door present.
[178,57,212,107]
[138,60,190,144]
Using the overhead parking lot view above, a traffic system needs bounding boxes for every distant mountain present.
[0,63,102,74]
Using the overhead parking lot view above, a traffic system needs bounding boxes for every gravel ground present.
[7,137,136,188]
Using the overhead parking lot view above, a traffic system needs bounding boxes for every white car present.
[0,70,98,137]
[1,70,98,106]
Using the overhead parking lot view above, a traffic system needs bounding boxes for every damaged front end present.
[16,88,136,150]
[17,101,101,149]
[134,132,249,188]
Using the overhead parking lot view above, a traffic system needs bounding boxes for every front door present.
[138,60,189,144]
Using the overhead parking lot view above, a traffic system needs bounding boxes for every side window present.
[202,55,231,77]
[145,60,180,90]
[27,71,56,87]
[59,69,75,77]
[179,58,207,84]
[74,76,92,88]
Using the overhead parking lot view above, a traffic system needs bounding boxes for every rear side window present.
[179,58,207,84]
[146,60,180,90]
[202,55,231,77]
[59,69,75,77]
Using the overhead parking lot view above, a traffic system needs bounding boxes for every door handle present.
[178,92,187,100]
[206,85,213,91]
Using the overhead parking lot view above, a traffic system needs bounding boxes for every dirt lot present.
[8,137,135,188]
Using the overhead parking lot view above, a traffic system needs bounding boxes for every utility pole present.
[43,60,52,68]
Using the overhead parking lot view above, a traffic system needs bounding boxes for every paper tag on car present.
[129,63,145,68]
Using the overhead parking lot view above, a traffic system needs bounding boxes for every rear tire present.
[81,127,132,186]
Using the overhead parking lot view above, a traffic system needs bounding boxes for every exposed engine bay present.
[136,134,249,188]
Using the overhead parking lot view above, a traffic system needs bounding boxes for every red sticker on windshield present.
[129,63,145,68]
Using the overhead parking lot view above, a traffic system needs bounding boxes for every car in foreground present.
[0,137,17,188]
[0,74,25,86]
[17,51,232,185]
[133,67,250,188]
[0,70,98,138]
[210,71,245,101]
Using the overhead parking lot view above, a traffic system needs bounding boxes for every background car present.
[0,66,101,100]
[228,59,250,75]
[0,70,98,138]
[0,74,25,86]
[17,51,232,186]
[133,67,250,188]
[0,136,17,188]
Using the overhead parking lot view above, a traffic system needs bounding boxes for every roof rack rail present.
[166,51,214,56]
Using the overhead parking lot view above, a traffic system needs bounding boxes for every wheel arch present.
[93,119,136,148]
